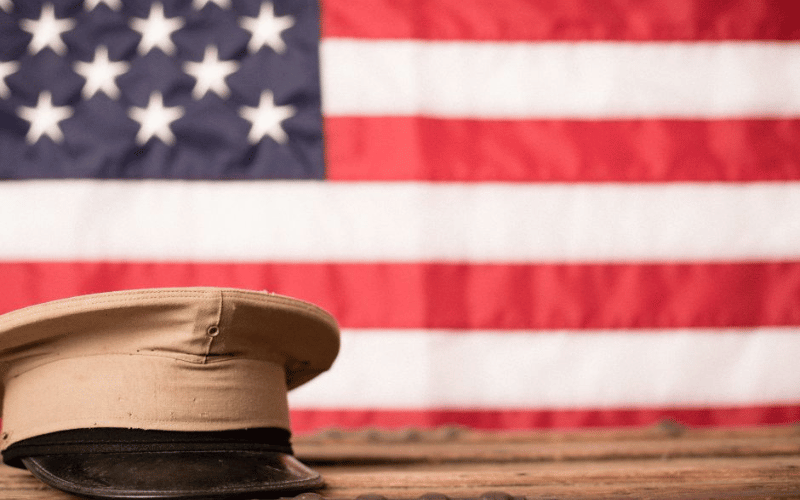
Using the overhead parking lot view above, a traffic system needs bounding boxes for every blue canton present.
[0,0,323,179]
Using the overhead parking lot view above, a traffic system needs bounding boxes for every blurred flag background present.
[1,0,800,433]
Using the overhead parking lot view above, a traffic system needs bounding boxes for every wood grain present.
[2,424,799,499]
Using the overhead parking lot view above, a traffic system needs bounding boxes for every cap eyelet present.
[206,325,220,337]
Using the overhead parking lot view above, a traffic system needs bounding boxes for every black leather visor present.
[3,428,323,500]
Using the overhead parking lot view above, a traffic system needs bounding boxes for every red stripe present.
[325,117,800,182]
[321,0,800,41]
[290,405,800,433]
[3,261,799,329]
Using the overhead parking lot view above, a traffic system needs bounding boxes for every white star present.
[240,2,295,54]
[19,3,76,56]
[129,92,184,145]
[130,3,184,56]
[193,0,231,9]
[18,91,74,143]
[239,90,295,144]
[0,0,12,13]
[74,46,130,99]
[84,0,121,10]
[0,60,19,98]
[183,46,239,99]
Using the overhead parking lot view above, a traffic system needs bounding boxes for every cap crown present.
[0,288,340,448]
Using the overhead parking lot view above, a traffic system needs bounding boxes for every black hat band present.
[3,427,293,468]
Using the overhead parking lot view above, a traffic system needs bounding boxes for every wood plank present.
[1,424,799,499]
[294,423,800,463]
[0,467,75,500]
[312,457,800,499]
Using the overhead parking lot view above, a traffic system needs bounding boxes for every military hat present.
[0,287,339,499]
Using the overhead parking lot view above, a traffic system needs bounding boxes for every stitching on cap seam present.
[3,352,285,381]
[222,290,338,327]
[10,416,289,428]
[224,289,333,316]
[1,288,336,329]
[202,290,224,363]
[0,291,222,327]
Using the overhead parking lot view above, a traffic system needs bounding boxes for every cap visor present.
[21,451,323,500]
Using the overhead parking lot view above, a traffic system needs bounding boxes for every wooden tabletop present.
[2,422,800,499]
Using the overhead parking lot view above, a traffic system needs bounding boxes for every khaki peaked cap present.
[0,287,340,449]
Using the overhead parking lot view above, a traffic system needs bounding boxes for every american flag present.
[1,0,800,433]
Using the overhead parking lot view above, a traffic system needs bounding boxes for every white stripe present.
[289,328,800,409]
[321,40,800,118]
[2,180,800,262]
